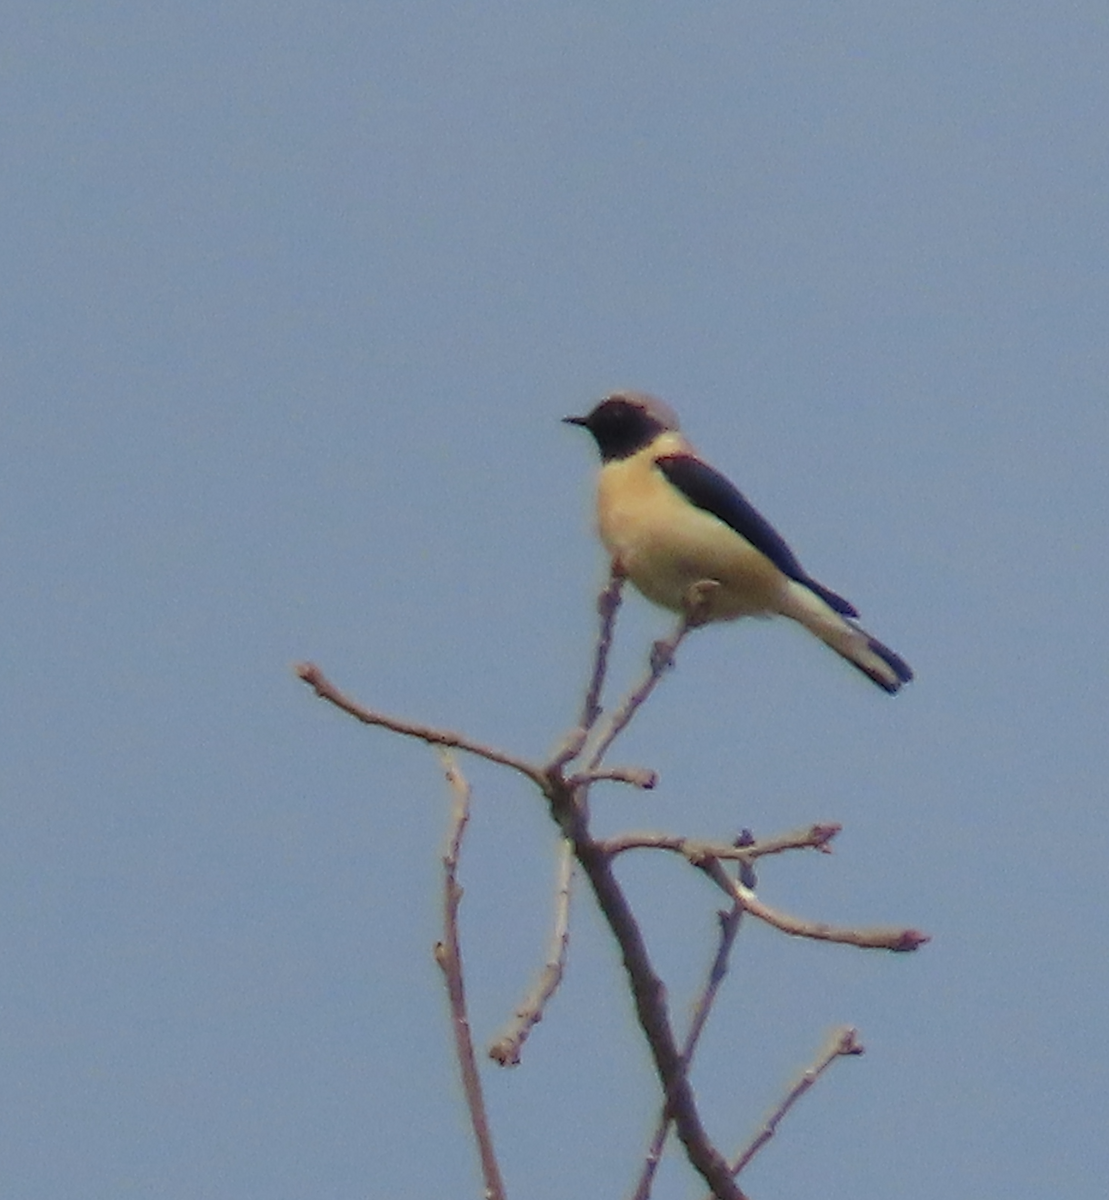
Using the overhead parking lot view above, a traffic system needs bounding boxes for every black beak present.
[562,415,588,427]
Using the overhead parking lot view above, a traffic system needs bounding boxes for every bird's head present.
[563,392,681,461]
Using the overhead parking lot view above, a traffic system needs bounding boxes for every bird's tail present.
[782,580,913,694]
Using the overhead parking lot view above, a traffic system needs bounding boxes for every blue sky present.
[2,3,1107,1197]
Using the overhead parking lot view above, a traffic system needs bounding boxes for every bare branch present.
[601,824,841,862]
[580,566,625,731]
[433,754,507,1200]
[584,614,692,771]
[568,820,748,1200]
[567,765,658,790]
[547,568,625,770]
[296,662,546,788]
[736,887,929,951]
[743,823,842,858]
[633,899,745,1200]
[729,1026,865,1179]
[698,859,929,952]
[488,839,574,1067]
[298,587,927,1197]
[683,903,745,1053]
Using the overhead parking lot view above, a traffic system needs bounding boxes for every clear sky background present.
[3,3,1107,1198]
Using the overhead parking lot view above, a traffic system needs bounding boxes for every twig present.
[548,569,625,770]
[741,823,842,858]
[568,818,748,1200]
[567,765,658,790]
[580,567,625,730]
[296,662,546,788]
[729,1026,864,1179]
[699,859,929,952]
[488,840,574,1066]
[600,824,841,861]
[433,753,506,1200]
[584,615,692,771]
[632,898,745,1200]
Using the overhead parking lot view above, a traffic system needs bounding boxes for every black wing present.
[656,453,858,617]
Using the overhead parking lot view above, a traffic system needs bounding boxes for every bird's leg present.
[649,581,718,670]
[683,579,722,628]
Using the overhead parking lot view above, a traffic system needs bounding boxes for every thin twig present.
[600,824,841,861]
[584,615,691,771]
[729,1026,865,1179]
[488,839,574,1066]
[296,662,546,788]
[567,765,658,790]
[632,898,745,1200]
[741,823,842,858]
[580,567,625,730]
[547,569,625,770]
[434,753,507,1200]
[699,859,929,952]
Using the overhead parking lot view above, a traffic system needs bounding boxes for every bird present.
[563,391,912,693]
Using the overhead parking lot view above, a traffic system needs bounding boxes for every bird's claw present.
[650,639,675,673]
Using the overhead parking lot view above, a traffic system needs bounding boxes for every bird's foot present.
[683,579,721,627]
[649,639,676,673]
